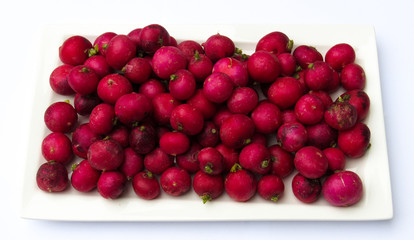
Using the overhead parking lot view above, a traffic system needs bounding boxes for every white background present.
[1,0,413,239]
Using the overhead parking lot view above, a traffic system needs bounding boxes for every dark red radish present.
[84,55,113,78]
[306,121,338,149]
[322,170,363,207]
[71,123,102,159]
[257,175,285,202]
[122,57,153,84]
[93,32,117,57]
[74,93,102,116]
[197,147,224,175]
[281,109,298,124]
[129,123,157,155]
[188,52,214,82]
[160,167,191,196]
[323,147,346,172]
[291,173,322,203]
[193,171,224,203]
[159,131,190,156]
[255,31,293,55]
[337,122,371,158]
[97,171,127,199]
[67,65,100,96]
[138,78,166,100]
[267,77,303,109]
[187,89,217,120]
[49,64,75,95]
[325,43,356,72]
[340,63,366,90]
[324,100,357,130]
[247,51,281,83]
[59,35,92,66]
[87,139,124,171]
[107,124,130,148]
[170,103,204,135]
[277,122,308,152]
[44,101,78,133]
[152,46,187,79]
[226,87,259,115]
[169,69,196,100]
[105,34,137,70]
[89,103,116,135]
[277,53,296,76]
[71,159,101,192]
[132,171,161,200]
[224,164,257,202]
[36,161,68,193]
[139,24,170,54]
[215,143,239,173]
[213,106,233,127]
[144,148,174,174]
[177,40,204,60]
[293,45,323,69]
[115,92,152,126]
[41,132,73,164]
[250,133,268,146]
[202,72,234,103]
[196,121,219,147]
[152,93,181,126]
[97,73,133,105]
[219,114,255,149]
[268,145,294,178]
[294,94,325,125]
[305,61,333,91]
[203,34,235,62]
[340,90,370,122]
[212,57,249,87]
[176,142,202,173]
[294,146,328,179]
[119,148,143,180]
[239,143,271,175]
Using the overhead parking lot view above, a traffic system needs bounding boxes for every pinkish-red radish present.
[49,64,75,95]
[59,35,92,66]
[196,121,220,147]
[226,87,259,115]
[215,143,239,173]
[159,131,191,156]
[293,69,309,94]
[127,28,142,47]
[326,68,341,93]
[203,34,235,62]
[212,57,249,87]
[277,53,297,76]
[187,89,217,120]
[67,65,100,96]
[97,73,133,105]
[291,172,322,203]
[340,90,370,122]
[93,32,117,57]
[139,24,170,54]
[293,45,323,69]
[219,114,255,149]
[160,167,191,196]
[41,132,73,164]
[74,93,102,116]
[323,147,346,172]
[132,171,160,200]
[224,164,257,202]
[89,103,115,135]
[119,148,143,180]
[325,43,356,72]
[239,143,271,175]
[107,124,130,148]
[176,142,202,174]
[324,100,357,130]
[267,77,303,109]
[322,170,363,207]
[247,51,281,83]
[255,31,293,55]
[36,161,68,193]
[294,146,328,179]
[114,92,152,126]
[306,121,338,149]
[152,93,181,126]
[71,159,101,192]
[144,147,174,174]
[122,57,153,84]
[257,175,285,202]
[188,52,214,82]
[305,61,333,91]
[170,103,204,135]
[169,69,196,100]
[84,55,113,78]
[193,170,224,203]
[97,171,127,199]
[197,147,224,175]
[71,123,102,159]
[294,93,325,125]
[177,40,204,60]
[268,144,294,178]
[105,34,137,70]
[152,46,187,79]
[87,139,124,171]
[277,122,308,152]
[308,90,333,109]
[281,109,298,124]
[44,101,78,133]
[340,63,366,90]
[129,124,157,155]
[202,72,234,103]
[337,122,371,158]
[138,78,167,100]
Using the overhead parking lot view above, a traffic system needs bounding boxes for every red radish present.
[281,109,298,124]
[44,101,78,133]
[59,35,92,66]
[129,124,157,155]
[41,132,73,164]
[159,131,190,156]
[340,90,370,121]
[177,40,204,60]
[36,161,68,193]
[322,170,363,207]
[187,89,217,120]
[170,103,204,135]
[324,100,357,130]
[127,28,142,47]
[306,121,338,149]
[213,57,249,87]
[323,147,346,172]
[203,34,235,62]
[93,32,117,57]
[193,171,224,203]
[268,145,294,178]
[291,172,322,203]
[226,87,259,115]
[49,64,75,95]
[251,133,268,146]
[119,148,143,180]
[144,147,174,174]
[176,142,202,173]
[97,73,133,105]
[105,34,137,70]
[293,45,323,69]
[87,139,124,171]
[196,121,219,147]
[152,46,187,79]
[308,90,333,109]
[152,93,181,126]
[202,72,234,103]
[188,52,214,82]
[67,65,100,96]
[74,93,102,116]
[219,114,255,149]
[71,159,101,192]
[257,175,285,202]
[293,69,309,94]
[122,57,153,84]
[132,171,160,200]
[294,146,328,179]
[337,122,371,158]
[197,147,224,175]
[213,106,233,127]
[239,143,271,175]
[115,92,152,126]
[340,63,366,90]
[139,24,170,54]
[277,53,296,76]
[84,55,113,78]
[247,51,281,83]
[215,143,239,173]
[267,77,303,109]
[224,164,257,202]
[169,69,196,100]
[107,124,130,148]
[169,36,177,47]
[294,94,325,125]
[277,122,308,152]
[89,103,115,135]
[71,123,102,158]
[305,61,333,91]
[255,31,293,55]
[325,43,356,72]
[160,167,191,196]
[326,68,341,93]
[97,171,127,199]
[139,78,167,100]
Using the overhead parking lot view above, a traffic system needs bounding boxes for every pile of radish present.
[36,24,370,207]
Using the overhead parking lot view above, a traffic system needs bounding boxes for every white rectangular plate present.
[21,24,393,221]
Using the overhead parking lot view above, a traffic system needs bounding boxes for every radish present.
[114,92,152,126]
[67,65,100,96]
[324,100,357,131]
[268,77,303,109]
[277,122,308,152]
[197,147,224,175]
[97,171,127,199]
[49,64,75,95]
[87,139,124,171]
[170,103,204,135]
[291,172,322,203]
[119,148,144,180]
[202,72,234,104]
[239,143,271,175]
[36,161,68,193]
[139,24,170,54]
[169,69,196,100]
[277,53,296,76]
[213,57,249,87]
[74,93,102,116]
[177,40,204,60]
[203,34,235,62]
[325,43,356,72]
[89,103,116,135]
[339,90,370,122]
[305,61,333,91]
[188,52,213,82]
[105,34,137,70]
[255,31,293,55]
[268,144,294,178]
[219,114,255,149]
[337,122,371,158]
[122,57,152,84]
[41,132,73,164]
[93,32,117,57]
[224,164,257,202]
[247,51,281,83]
[71,159,101,192]
[152,46,187,79]
[59,35,92,66]
[293,45,323,69]
[306,121,338,150]
[129,124,157,155]
[144,147,174,175]
[84,55,113,78]
[196,121,220,147]
[323,147,346,172]
[138,78,167,100]
[160,167,191,196]
[107,124,130,148]
[187,89,217,120]
[132,171,160,200]
[215,143,239,173]
[226,86,259,115]
[340,63,366,90]
[71,123,102,159]
[294,93,325,125]
[44,101,78,133]
[257,175,285,202]
[159,131,190,156]
[152,93,181,126]
[176,142,202,174]
[294,146,328,179]
[97,73,133,105]
[322,170,363,207]
[193,170,224,203]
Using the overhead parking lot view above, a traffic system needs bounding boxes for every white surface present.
[1,0,413,238]
[20,24,391,221]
